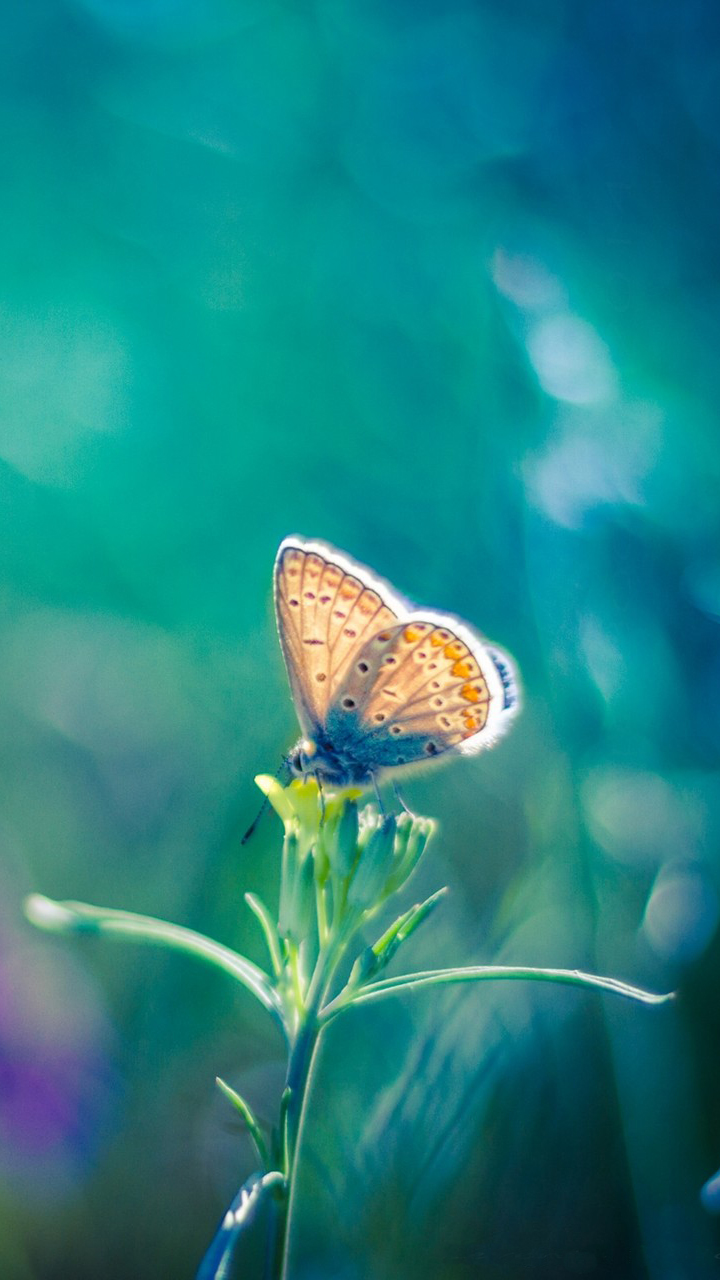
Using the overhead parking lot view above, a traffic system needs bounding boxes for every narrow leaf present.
[245,893,283,978]
[321,963,675,1022]
[350,888,448,986]
[393,887,447,946]
[25,894,286,1034]
[216,1077,269,1169]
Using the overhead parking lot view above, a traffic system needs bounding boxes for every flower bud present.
[330,799,359,879]
[293,852,317,942]
[278,827,299,938]
[384,816,435,894]
[348,814,397,909]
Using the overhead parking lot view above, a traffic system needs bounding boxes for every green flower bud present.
[348,814,397,909]
[384,816,436,894]
[393,812,415,854]
[332,799,359,878]
[288,780,323,858]
[292,852,316,942]
[278,827,299,938]
[357,805,381,845]
[317,799,359,884]
[279,842,317,944]
[313,835,330,887]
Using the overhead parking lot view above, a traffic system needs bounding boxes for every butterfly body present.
[275,536,519,790]
[287,710,445,786]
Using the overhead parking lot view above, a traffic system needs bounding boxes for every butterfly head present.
[286,733,369,788]
[287,738,317,780]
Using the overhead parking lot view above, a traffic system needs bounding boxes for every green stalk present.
[272,903,362,1279]
[272,995,323,1277]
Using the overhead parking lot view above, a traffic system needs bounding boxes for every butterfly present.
[274,536,519,789]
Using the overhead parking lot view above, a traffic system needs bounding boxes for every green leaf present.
[320,963,675,1023]
[347,946,377,988]
[245,893,283,978]
[388,887,447,949]
[216,1077,269,1169]
[196,1169,285,1280]
[348,888,448,987]
[24,894,287,1035]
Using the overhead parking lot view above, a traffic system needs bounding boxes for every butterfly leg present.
[392,782,415,817]
[371,773,386,814]
[314,773,326,821]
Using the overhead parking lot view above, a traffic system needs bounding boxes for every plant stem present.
[272,1012,322,1279]
[272,914,358,1279]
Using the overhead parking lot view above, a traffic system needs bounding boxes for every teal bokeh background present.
[2,2,720,1277]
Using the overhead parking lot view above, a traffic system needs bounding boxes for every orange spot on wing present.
[452,659,472,679]
[404,625,422,643]
[462,704,488,736]
[358,591,380,614]
[430,632,446,647]
[461,684,481,703]
[444,641,465,659]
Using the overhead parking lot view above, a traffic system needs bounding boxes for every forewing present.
[333,616,518,766]
[274,539,401,729]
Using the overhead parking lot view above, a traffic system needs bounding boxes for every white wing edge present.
[275,535,415,618]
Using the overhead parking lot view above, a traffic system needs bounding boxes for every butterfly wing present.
[274,537,406,733]
[330,613,519,770]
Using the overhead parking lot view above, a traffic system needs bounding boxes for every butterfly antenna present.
[240,796,269,845]
[241,759,290,845]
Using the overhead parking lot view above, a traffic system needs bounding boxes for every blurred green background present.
[2,1,720,1276]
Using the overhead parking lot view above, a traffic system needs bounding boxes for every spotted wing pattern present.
[274,541,401,729]
[332,618,502,762]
